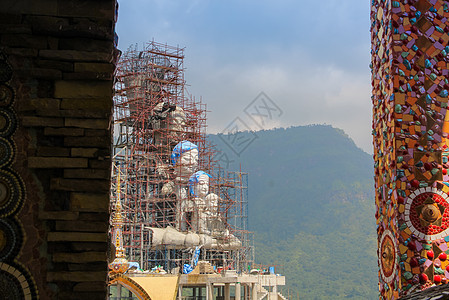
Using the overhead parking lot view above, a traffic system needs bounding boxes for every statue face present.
[177,148,198,176]
[193,174,209,198]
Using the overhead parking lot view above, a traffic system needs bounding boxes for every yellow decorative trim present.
[110,274,152,300]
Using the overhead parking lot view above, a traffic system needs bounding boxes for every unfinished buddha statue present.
[188,171,220,234]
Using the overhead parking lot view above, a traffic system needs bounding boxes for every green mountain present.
[207,125,378,299]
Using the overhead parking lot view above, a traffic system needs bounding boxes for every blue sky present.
[116,0,372,153]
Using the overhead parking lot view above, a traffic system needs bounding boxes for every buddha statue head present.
[171,141,199,180]
[188,171,211,199]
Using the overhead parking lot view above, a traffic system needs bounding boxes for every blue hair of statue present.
[188,171,211,196]
[171,141,198,166]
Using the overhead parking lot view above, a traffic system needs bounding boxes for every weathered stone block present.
[36,108,109,118]
[63,71,112,81]
[68,262,106,271]
[54,80,112,98]
[4,47,38,57]
[25,15,69,34]
[72,242,108,252]
[60,38,112,53]
[47,232,107,242]
[44,127,84,136]
[2,34,48,49]
[0,24,32,34]
[1,1,57,15]
[21,116,63,127]
[65,118,108,129]
[31,0,58,15]
[70,192,109,212]
[89,159,111,169]
[51,178,110,192]
[17,98,60,112]
[15,68,62,79]
[64,136,110,148]
[71,148,98,157]
[64,169,108,179]
[47,271,107,282]
[37,59,73,72]
[57,0,114,18]
[0,13,22,24]
[85,129,108,137]
[37,146,70,157]
[53,252,107,263]
[55,220,107,232]
[39,211,79,220]
[40,50,112,62]
[73,282,106,292]
[28,157,88,168]
[78,213,109,223]
[74,63,113,73]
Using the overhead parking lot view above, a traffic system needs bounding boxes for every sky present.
[116,0,373,153]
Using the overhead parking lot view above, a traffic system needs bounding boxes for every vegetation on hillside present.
[208,125,378,299]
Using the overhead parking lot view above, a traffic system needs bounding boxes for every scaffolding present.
[111,41,253,273]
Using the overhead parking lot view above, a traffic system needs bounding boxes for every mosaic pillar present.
[372,0,449,298]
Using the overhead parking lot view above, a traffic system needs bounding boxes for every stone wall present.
[0,1,117,299]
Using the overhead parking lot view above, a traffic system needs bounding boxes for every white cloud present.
[116,0,373,153]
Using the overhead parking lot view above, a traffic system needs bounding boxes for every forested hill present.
[207,125,378,299]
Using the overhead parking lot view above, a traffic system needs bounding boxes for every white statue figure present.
[171,141,199,183]
[188,171,220,234]
[171,141,199,229]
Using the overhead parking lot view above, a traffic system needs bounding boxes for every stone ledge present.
[47,271,107,282]
[65,118,109,129]
[21,116,64,127]
[71,148,98,158]
[64,168,109,179]
[3,47,38,57]
[51,178,110,192]
[0,24,32,35]
[39,211,79,220]
[57,0,114,19]
[47,232,107,242]
[14,68,62,79]
[89,160,111,169]
[44,127,84,136]
[0,12,22,24]
[16,98,60,112]
[37,59,73,72]
[72,242,108,252]
[36,108,110,118]
[85,129,108,137]
[73,282,106,292]
[64,136,110,148]
[2,33,48,49]
[53,252,107,263]
[60,38,112,53]
[55,220,108,232]
[40,50,112,63]
[61,98,112,110]
[37,146,70,157]
[28,157,88,168]
[54,80,112,98]
[63,72,112,81]
[75,62,114,73]
[70,192,109,212]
